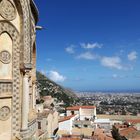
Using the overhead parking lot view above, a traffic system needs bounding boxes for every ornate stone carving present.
[0,21,20,136]
[0,83,12,94]
[0,50,11,64]
[0,106,10,121]
[0,0,16,21]
[18,0,32,65]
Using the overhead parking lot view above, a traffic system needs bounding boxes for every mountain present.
[36,71,79,107]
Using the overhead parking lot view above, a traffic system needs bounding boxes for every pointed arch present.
[0,21,21,138]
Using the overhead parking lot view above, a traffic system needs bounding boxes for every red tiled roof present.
[114,124,128,129]
[59,115,76,122]
[93,128,114,140]
[126,119,140,124]
[60,135,81,140]
[106,135,114,140]
[66,106,96,110]
[131,137,140,140]
[59,137,80,140]
[120,127,137,137]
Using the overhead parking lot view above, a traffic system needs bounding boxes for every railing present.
[73,120,92,125]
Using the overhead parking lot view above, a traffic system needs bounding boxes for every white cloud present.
[65,45,75,54]
[128,51,137,61]
[77,52,98,60]
[101,56,122,70]
[81,42,103,49]
[48,71,66,82]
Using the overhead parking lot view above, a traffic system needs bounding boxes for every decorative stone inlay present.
[0,106,10,121]
[0,21,20,136]
[0,0,16,21]
[19,0,31,64]
[0,83,12,94]
[0,50,11,64]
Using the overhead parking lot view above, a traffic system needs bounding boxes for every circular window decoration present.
[0,0,16,21]
[0,50,11,64]
[0,106,10,121]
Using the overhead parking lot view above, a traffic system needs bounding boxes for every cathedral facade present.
[0,0,39,139]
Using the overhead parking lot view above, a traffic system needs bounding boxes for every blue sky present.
[35,0,140,91]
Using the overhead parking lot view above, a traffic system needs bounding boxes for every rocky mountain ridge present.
[36,71,79,107]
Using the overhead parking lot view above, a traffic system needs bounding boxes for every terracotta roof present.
[114,124,128,129]
[94,128,104,135]
[66,106,96,110]
[105,136,114,140]
[60,134,81,140]
[120,127,137,137]
[59,137,80,140]
[93,128,114,140]
[59,115,76,122]
[131,137,140,140]
[126,119,140,124]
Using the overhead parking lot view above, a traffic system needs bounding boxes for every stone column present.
[32,82,36,109]
[21,72,29,130]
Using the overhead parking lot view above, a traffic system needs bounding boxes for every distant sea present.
[76,89,140,94]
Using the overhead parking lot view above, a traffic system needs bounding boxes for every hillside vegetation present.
[36,71,79,107]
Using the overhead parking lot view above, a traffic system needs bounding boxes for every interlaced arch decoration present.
[0,0,37,138]
[0,21,21,137]
[14,0,32,66]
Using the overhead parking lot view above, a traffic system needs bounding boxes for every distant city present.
[1,0,140,139]
[76,91,140,116]
[76,90,140,94]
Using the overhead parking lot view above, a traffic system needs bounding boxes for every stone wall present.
[0,0,38,139]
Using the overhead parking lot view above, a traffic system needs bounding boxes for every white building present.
[58,114,79,135]
[94,119,111,132]
[58,106,97,136]
[66,106,96,120]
